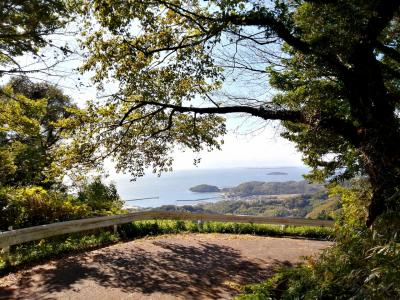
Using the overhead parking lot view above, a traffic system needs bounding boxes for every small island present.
[266,172,288,175]
[189,184,220,193]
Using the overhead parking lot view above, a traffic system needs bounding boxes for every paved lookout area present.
[0,233,332,300]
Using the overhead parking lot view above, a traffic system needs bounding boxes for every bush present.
[0,186,89,230]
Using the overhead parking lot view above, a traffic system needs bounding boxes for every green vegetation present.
[118,220,333,240]
[0,180,124,231]
[0,79,124,230]
[189,184,220,193]
[0,186,88,230]
[158,196,315,218]
[0,0,69,75]
[77,177,123,214]
[158,183,337,219]
[222,181,325,197]
[76,0,400,228]
[0,78,85,188]
[306,197,341,220]
[238,181,400,299]
[1,1,400,298]
[0,220,332,276]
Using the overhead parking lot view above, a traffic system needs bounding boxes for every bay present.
[115,166,310,208]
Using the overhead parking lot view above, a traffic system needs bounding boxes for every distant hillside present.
[154,181,341,219]
[222,180,325,197]
[156,193,326,218]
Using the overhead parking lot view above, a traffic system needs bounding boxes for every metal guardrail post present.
[1,226,12,254]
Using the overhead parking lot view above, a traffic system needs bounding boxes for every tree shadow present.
[9,241,293,299]
[0,287,15,300]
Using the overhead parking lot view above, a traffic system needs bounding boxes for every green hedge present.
[117,220,333,240]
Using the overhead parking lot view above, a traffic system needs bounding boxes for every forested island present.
[189,184,220,193]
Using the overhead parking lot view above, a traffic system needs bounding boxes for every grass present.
[0,220,333,276]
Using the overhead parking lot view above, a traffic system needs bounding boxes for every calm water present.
[115,167,309,208]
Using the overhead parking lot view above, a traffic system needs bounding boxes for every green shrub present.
[0,186,89,230]
[117,220,333,240]
[0,179,126,230]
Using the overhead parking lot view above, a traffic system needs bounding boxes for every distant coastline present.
[189,180,324,197]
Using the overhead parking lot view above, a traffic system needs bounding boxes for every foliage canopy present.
[0,78,89,188]
[0,0,70,76]
[76,0,400,226]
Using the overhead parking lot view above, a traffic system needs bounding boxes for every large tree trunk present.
[345,45,400,226]
[360,119,400,227]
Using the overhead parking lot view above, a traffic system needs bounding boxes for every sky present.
[171,121,304,170]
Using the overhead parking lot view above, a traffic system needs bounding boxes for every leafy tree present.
[77,177,123,213]
[76,0,400,226]
[0,0,70,76]
[0,78,86,188]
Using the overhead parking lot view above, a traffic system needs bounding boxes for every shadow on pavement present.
[4,241,292,299]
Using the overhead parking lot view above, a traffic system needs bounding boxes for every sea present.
[115,166,310,208]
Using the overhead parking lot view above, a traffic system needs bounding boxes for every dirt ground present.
[0,233,332,300]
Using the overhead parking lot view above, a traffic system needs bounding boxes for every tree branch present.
[223,11,350,78]
[120,101,360,146]
[364,1,400,43]
[130,101,303,122]
[375,42,400,63]
[223,11,311,54]
[148,108,176,138]
[318,116,360,147]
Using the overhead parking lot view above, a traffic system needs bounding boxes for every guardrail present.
[0,211,334,249]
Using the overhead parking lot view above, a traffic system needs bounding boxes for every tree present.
[77,0,400,226]
[0,78,87,188]
[0,0,70,76]
[77,177,123,213]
